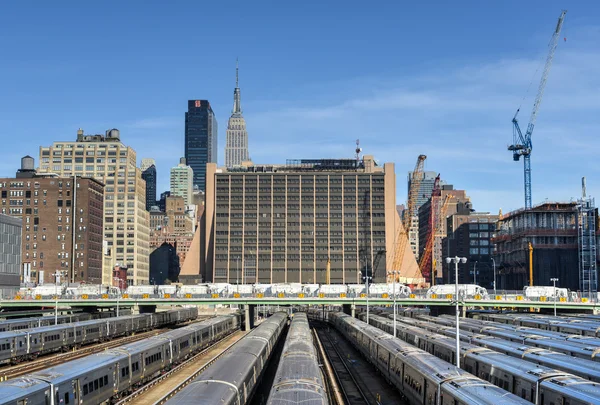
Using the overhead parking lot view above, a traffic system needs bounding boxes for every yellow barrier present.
[122,293,129,299]
[257,293,264,298]
[540,296,547,302]
[559,297,566,302]
[14,295,22,300]
[382,293,389,299]
[446,294,453,299]
[82,294,89,299]
[101,294,108,299]
[474,294,482,300]
[185,293,192,299]
[409,294,416,299]
[318,293,325,298]
[516,296,523,301]
[164,293,171,299]
[431,294,438,299]
[495,295,502,300]
[142,294,149,299]
[212,294,219,299]
[35,295,42,300]
[340,293,346,298]
[582,298,589,303]
[233,293,240,298]
[360,293,366,298]
[298,293,305,298]
[278,293,285,298]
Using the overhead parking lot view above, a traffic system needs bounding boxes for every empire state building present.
[225,61,250,167]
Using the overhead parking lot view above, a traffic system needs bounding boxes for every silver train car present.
[398,314,600,383]
[475,313,600,337]
[0,314,239,405]
[266,313,327,405]
[430,315,600,362]
[364,313,600,405]
[329,312,531,405]
[164,312,288,405]
[0,307,197,364]
[0,310,130,332]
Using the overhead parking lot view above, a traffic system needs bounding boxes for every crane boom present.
[509,10,566,209]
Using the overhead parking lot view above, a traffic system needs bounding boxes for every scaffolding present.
[578,196,597,299]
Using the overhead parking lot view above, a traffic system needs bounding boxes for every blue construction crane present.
[509,10,566,210]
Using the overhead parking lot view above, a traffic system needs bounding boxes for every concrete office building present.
[38,129,150,285]
[201,156,418,284]
[225,61,250,167]
[1,157,104,285]
[170,158,194,206]
[0,213,22,297]
[442,210,499,287]
[141,162,157,211]
[185,100,217,191]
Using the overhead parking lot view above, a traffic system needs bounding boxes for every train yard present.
[0,306,599,404]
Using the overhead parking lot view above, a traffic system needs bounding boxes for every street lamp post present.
[113,277,123,317]
[446,256,467,368]
[491,258,496,297]
[359,269,371,325]
[551,278,559,317]
[387,270,398,338]
[52,270,65,325]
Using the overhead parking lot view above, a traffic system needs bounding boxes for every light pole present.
[446,256,467,368]
[491,258,496,296]
[387,270,398,338]
[113,277,123,317]
[52,270,65,325]
[551,278,559,317]
[359,269,371,325]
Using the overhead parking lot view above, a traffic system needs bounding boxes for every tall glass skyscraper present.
[185,100,217,191]
[141,164,157,211]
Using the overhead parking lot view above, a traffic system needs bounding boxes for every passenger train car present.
[0,314,240,405]
[329,312,531,405]
[163,312,288,405]
[0,307,197,365]
[364,313,600,405]
[266,313,327,405]
[0,310,129,332]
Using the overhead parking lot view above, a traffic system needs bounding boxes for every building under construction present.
[492,202,587,292]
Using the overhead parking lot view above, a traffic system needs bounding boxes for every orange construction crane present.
[390,155,426,281]
[419,194,453,284]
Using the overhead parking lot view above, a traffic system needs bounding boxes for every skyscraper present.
[141,163,157,211]
[185,100,217,191]
[140,158,156,172]
[170,157,194,206]
[225,60,250,167]
[39,128,150,285]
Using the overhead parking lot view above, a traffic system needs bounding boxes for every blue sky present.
[1,1,598,213]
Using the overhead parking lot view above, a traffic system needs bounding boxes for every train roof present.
[0,377,48,402]
[442,377,531,404]
[29,353,121,383]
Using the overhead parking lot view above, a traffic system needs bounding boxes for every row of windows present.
[82,375,109,396]
[145,352,163,365]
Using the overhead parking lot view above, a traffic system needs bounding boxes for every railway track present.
[315,325,370,405]
[0,328,169,380]
[116,329,248,405]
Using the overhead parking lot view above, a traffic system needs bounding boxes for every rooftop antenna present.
[236,57,239,88]
[582,176,587,199]
[355,139,362,169]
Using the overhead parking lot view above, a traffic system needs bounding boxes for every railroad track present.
[315,325,370,405]
[116,330,248,405]
[0,328,169,380]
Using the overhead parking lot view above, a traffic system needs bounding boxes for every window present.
[470,248,479,255]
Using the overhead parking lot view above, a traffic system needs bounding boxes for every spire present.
[232,58,242,115]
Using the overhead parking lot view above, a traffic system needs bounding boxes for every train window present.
[55,392,59,405]
[94,380,98,390]
[88,382,93,393]
[64,392,69,404]
[99,378,103,388]
[83,385,88,396]
[104,376,108,386]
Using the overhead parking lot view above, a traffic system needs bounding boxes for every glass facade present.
[185,100,217,191]
[141,165,156,211]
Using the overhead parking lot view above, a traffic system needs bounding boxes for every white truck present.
[426,284,489,300]
[523,286,577,301]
